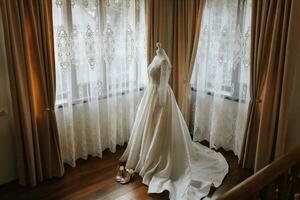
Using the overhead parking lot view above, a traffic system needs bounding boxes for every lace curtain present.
[52,0,147,167]
[190,0,251,158]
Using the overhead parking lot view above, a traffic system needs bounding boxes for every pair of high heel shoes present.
[116,165,134,184]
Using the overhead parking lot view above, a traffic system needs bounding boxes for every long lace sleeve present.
[158,60,170,106]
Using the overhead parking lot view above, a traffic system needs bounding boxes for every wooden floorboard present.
[0,145,252,200]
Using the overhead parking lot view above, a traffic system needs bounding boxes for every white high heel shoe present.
[120,169,134,184]
[116,165,125,183]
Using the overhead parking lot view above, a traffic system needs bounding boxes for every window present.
[53,0,147,105]
[190,0,252,156]
[191,0,251,101]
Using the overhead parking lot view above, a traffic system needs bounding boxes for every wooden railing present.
[218,146,300,200]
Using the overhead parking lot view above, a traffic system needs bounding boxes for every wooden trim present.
[190,87,240,102]
[218,146,300,200]
[56,87,145,109]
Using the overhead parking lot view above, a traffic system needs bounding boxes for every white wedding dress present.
[120,48,229,200]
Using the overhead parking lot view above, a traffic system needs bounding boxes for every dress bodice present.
[147,55,170,85]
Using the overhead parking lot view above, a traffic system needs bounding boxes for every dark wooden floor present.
[0,145,252,200]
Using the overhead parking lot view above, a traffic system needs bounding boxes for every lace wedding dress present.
[120,46,229,200]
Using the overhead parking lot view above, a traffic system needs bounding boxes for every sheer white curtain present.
[190,0,251,158]
[52,0,147,167]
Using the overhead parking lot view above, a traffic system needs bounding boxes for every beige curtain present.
[240,0,300,172]
[172,0,206,123]
[146,0,174,64]
[147,0,206,123]
[0,0,64,186]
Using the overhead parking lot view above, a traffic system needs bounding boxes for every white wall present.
[0,10,17,185]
